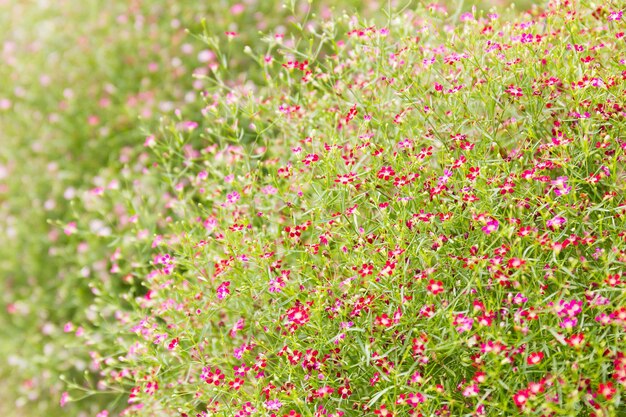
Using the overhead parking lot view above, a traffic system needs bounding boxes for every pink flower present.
[551,176,571,196]
[546,216,566,230]
[268,277,285,293]
[463,383,479,397]
[179,120,198,131]
[505,84,523,97]
[454,313,474,333]
[144,135,156,147]
[427,279,444,295]
[226,191,240,205]
[560,317,578,329]
[60,392,69,407]
[64,222,77,236]
[482,219,499,234]
[217,281,231,299]
[230,3,245,15]
[264,399,282,410]
[460,12,475,22]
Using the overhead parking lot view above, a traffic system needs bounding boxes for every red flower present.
[379,260,396,277]
[285,303,310,327]
[466,166,480,180]
[597,382,616,399]
[513,389,530,408]
[358,263,374,277]
[517,226,536,237]
[287,350,302,365]
[229,378,244,390]
[498,180,515,194]
[335,172,357,184]
[527,351,544,365]
[393,175,411,187]
[375,313,393,328]
[377,166,396,180]
[203,367,225,385]
[338,383,352,399]
[507,258,526,269]
[505,84,524,97]
[167,338,179,350]
[565,333,585,349]
[406,392,426,406]
[605,274,622,287]
[284,226,301,239]
[302,153,319,165]
[417,146,433,160]
[427,279,444,295]
[373,404,394,417]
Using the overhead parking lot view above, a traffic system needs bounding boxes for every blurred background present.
[0,0,532,415]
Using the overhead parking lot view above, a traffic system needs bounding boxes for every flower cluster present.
[46,1,626,416]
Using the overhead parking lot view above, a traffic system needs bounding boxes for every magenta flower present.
[482,219,499,234]
[226,191,240,205]
[60,392,69,407]
[178,120,198,131]
[264,399,282,411]
[64,222,77,236]
[268,277,285,293]
[262,185,277,195]
[551,176,571,196]
[216,281,231,299]
[454,314,474,333]
[557,299,583,317]
[560,317,578,329]
[546,216,567,230]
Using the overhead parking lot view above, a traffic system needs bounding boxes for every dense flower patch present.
[0,1,379,414]
[2,0,625,416]
[54,1,626,416]
[57,1,626,415]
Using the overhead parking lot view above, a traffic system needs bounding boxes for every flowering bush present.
[56,0,626,416]
[2,0,626,416]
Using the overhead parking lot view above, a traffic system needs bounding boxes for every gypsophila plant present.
[1,1,385,415]
[60,0,626,416]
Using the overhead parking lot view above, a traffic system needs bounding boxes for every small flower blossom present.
[527,351,544,365]
[482,219,499,234]
[513,389,530,408]
[551,176,571,196]
[60,392,70,407]
[597,382,616,399]
[264,399,282,411]
[546,216,566,230]
[427,279,444,295]
[505,84,523,97]
[217,281,231,299]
